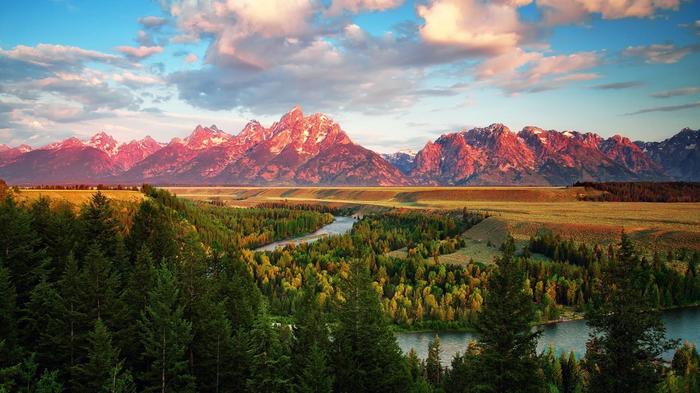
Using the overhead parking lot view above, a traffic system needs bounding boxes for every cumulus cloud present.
[475,48,599,93]
[622,43,698,64]
[538,0,681,25]
[651,86,700,98]
[327,0,404,15]
[625,101,700,115]
[116,45,164,59]
[593,81,644,90]
[185,54,198,63]
[417,0,524,55]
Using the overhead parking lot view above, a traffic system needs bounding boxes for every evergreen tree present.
[245,303,291,393]
[127,200,178,263]
[585,233,678,393]
[121,246,155,367]
[0,196,47,305]
[332,258,410,393]
[0,262,18,365]
[34,369,62,393]
[292,274,333,393]
[472,238,543,393]
[425,335,443,386]
[190,294,235,393]
[79,192,119,258]
[21,278,64,371]
[76,319,121,392]
[56,253,86,386]
[79,243,126,330]
[139,263,194,392]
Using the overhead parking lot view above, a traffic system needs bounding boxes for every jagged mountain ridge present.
[0,107,697,185]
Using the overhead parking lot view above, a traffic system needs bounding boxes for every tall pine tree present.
[472,238,543,393]
[332,258,410,393]
[139,263,194,392]
[585,233,677,393]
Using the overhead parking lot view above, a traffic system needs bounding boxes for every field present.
[165,186,700,252]
[12,189,144,207]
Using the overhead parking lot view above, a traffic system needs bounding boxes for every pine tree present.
[332,258,410,393]
[472,238,543,393]
[245,303,291,393]
[425,335,442,386]
[139,263,194,392]
[56,253,86,386]
[293,273,333,393]
[79,191,119,258]
[34,369,62,393]
[21,278,64,371]
[79,244,127,331]
[0,261,18,365]
[127,200,178,263]
[76,319,121,392]
[121,246,155,367]
[585,233,678,393]
[190,294,235,393]
[0,195,47,305]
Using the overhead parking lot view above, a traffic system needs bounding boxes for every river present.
[396,306,700,365]
[254,215,357,252]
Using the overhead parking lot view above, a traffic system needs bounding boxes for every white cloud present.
[538,0,681,25]
[0,44,129,70]
[113,71,163,87]
[116,45,164,59]
[417,0,523,55]
[475,48,599,93]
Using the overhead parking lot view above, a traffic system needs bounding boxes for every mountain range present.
[0,106,697,186]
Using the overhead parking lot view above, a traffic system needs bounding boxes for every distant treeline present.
[575,181,700,202]
[15,184,141,191]
[256,201,356,216]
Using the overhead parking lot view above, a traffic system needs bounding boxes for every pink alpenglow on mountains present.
[0,107,697,185]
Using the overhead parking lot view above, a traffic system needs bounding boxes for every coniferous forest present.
[1,187,699,392]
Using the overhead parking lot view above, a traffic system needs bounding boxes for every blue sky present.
[1,0,699,152]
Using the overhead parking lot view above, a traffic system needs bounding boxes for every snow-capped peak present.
[88,131,119,156]
[185,125,233,149]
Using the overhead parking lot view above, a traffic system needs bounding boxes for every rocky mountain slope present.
[0,107,696,185]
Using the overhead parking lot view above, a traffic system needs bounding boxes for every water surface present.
[396,306,700,365]
[254,216,357,252]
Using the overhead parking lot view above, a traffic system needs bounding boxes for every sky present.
[0,0,699,153]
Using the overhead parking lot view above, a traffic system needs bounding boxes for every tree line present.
[575,181,700,202]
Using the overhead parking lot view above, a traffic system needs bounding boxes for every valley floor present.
[165,186,700,252]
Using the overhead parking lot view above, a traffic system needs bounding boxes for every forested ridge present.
[1,189,699,392]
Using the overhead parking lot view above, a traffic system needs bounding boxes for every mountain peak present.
[281,105,305,124]
[186,125,232,149]
[88,131,119,155]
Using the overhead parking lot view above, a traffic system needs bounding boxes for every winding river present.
[396,306,700,365]
[254,215,357,252]
[253,216,699,365]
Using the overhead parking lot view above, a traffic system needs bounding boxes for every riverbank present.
[253,215,357,252]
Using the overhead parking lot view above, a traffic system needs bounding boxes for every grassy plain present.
[13,189,144,207]
[165,186,700,252]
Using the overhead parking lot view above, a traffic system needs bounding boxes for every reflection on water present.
[396,307,700,365]
[254,216,357,252]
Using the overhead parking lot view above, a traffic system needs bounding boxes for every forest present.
[575,181,700,202]
[1,188,699,392]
